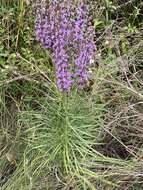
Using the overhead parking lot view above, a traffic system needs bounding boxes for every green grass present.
[0,79,143,189]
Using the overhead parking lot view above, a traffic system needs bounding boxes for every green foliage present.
[0,83,142,189]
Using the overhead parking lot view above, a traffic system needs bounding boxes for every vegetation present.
[0,0,143,189]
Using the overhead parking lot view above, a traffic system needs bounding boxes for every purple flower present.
[35,0,96,92]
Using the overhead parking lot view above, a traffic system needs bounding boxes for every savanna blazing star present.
[35,0,96,92]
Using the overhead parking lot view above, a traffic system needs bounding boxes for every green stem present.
[62,93,70,174]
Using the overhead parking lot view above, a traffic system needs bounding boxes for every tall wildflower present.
[35,0,96,92]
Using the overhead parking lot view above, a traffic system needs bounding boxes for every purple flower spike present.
[35,0,96,92]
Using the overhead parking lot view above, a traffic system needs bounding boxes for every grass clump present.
[0,81,143,189]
